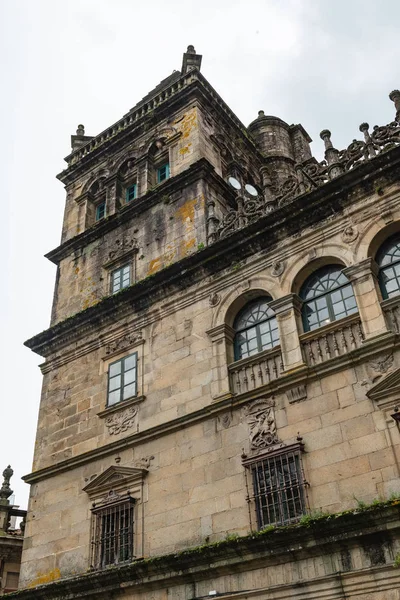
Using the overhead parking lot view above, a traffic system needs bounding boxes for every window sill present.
[98,395,145,419]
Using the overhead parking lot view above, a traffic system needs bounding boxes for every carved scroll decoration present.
[105,406,138,435]
[244,399,280,450]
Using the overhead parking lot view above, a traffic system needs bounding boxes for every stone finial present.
[0,465,13,502]
[258,110,265,118]
[76,124,85,136]
[181,45,202,74]
[320,129,333,150]
[389,90,400,122]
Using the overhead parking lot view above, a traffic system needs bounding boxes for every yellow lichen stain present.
[174,198,197,228]
[82,292,100,310]
[74,267,79,274]
[175,108,198,140]
[179,237,196,258]
[28,568,61,588]
[148,257,162,276]
[179,143,192,156]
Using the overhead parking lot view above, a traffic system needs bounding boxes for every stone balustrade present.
[300,314,365,367]
[382,297,400,334]
[228,347,284,395]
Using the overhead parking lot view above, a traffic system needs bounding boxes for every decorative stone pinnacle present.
[76,124,85,136]
[186,45,196,54]
[320,129,333,150]
[389,90,400,122]
[0,465,13,502]
[258,110,265,118]
[359,122,369,133]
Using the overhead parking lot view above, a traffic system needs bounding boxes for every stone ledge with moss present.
[5,501,400,600]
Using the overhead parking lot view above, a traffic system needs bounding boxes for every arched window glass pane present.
[376,234,400,300]
[234,298,279,360]
[300,266,358,332]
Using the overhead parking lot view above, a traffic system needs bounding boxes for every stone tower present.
[16,50,400,599]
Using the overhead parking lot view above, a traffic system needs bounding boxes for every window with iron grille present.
[90,494,135,570]
[245,447,307,528]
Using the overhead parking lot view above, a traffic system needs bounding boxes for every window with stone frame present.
[85,178,107,227]
[107,353,138,407]
[90,492,135,570]
[376,233,400,300]
[300,265,358,332]
[233,297,279,360]
[111,264,131,294]
[243,444,307,528]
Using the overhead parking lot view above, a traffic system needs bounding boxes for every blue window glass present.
[111,265,131,294]
[233,297,279,360]
[157,163,170,183]
[126,184,137,203]
[96,202,106,221]
[376,234,400,300]
[300,265,358,332]
[107,353,138,406]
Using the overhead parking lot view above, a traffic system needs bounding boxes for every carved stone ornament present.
[286,385,307,404]
[101,489,121,504]
[341,224,359,244]
[271,260,285,277]
[134,455,155,469]
[209,292,221,307]
[244,399,280,450]
[218,413,232,429]
[108,237,138,262]
[105,331,142,355]
[105,406,138,435]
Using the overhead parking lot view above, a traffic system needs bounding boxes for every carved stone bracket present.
[105,406,138,435]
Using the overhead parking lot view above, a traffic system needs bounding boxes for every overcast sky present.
[0,0,399,508]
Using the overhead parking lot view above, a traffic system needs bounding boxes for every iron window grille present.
[157,163,170,183]
[107,353,138,406]
[376,234,400,300]
[126,183,137,203]
[233,297,279,360]
[111,265,131,294]
[300,265,358,332]
[244,446,307,529]
[90,493,135,570]
[95,202,106,221]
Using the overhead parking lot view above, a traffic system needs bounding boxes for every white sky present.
[0,0,399,509]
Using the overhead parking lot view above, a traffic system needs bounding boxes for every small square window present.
[126,184,137,203]
[111,265,131,294]
[157,163,170,183]
[107,353,138,406]
[96,202,106,221]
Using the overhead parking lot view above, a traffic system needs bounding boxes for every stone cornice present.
[26,149,400,359]
[23,329,399,485]
[6,504,400,599]
[58,70,259,184]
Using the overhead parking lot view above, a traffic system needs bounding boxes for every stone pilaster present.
[343,258,389,340]
[206,323,235,401]
[269,294,306,372]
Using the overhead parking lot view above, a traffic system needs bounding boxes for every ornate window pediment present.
[366,366,400,410]
[83,466,148,501]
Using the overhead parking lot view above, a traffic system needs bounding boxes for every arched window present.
[300,265,357,332]
[233,297,279,360]
[376,234,400,300]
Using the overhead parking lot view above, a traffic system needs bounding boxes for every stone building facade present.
[12,47,400,598]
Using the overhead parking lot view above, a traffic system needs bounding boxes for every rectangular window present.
[96,202,106,221]
[126,184,137,203]
[111,265,131,294]
[248,449,306,528]
[157,163,170,183]
[90,497,135,569]
[107,353,138,406]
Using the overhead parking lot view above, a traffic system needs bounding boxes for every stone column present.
[269,294,306,372]
[206,324,235,401]
[343,258,389,340]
